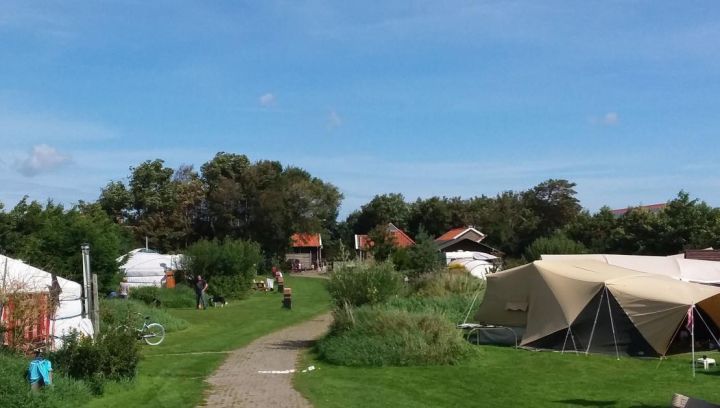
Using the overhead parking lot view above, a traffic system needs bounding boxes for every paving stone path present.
[201,313,332,407]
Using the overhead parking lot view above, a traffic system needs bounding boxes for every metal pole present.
[81,245,90,318]
[605,287,620,360]
[91,273,100,336]
[586,287,605,355]
[691,305,696,378]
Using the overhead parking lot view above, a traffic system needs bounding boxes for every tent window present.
[506,301,528,312]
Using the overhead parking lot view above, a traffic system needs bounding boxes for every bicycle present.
[125,313,165,346]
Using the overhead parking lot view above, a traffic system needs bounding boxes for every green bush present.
[317,306,470,366]
[0,350,92,407]
[184,238,262,299]
[101,298,189,333]
[413,270,485,298]
[129,285,196,308]
[524,232,587,261]
[327,262,402,307]
[50,322,139,395]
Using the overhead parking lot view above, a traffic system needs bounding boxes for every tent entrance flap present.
[527,290,657,357]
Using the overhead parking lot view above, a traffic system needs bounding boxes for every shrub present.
[317,306,470,366]
[129,285,196,308]
[327,262,402,307]
[0,350,92,407]
[184,238,262,299]
[406,228,443,277]
[523,232,587,261]
[413,269,485,298]
[101,298,189,333]
[50,323,139,394]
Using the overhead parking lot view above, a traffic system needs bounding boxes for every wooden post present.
[91,273,100,336]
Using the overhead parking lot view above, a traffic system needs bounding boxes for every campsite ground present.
[295,346,720,407]
[83,276,331,408]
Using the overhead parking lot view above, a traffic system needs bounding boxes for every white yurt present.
[118,248,184,287]
[0,254,93,349]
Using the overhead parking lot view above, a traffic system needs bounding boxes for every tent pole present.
[605,287,620,360]
[586,287,605,355]
[562,326,570,354]
[694,306,720,349]
[570,327,579,355]
[691,305,696,378]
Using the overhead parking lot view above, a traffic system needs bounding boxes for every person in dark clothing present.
[195,275,208,310]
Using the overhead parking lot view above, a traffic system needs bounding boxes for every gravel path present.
[201,313,332,407]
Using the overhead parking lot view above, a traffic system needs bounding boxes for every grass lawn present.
[83,276,330,408]
[295,346,720,407]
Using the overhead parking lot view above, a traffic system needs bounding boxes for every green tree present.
[183,239,262,299]
[367,225,397,261]
[406,228,442,277]
[524,233,587,261]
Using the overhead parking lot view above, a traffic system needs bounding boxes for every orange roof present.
[435,227,467,242]
[291,233,322,247]
[354,224,415,250]
[388,224,415,248]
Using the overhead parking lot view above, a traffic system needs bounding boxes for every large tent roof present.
[542,254,720,284]
[475,260,720,355]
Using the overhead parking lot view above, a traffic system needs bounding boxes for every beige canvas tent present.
[474,260,720,357]
[542,254,720,284]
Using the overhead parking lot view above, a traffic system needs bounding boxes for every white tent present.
[447,251,499,279]
[542,254,720,285]
[118,249,184,288]
[0,255,93,349]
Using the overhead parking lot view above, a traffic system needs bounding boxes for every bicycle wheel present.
[143,323,165,345]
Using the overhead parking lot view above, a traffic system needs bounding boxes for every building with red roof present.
[286,233,323,271]
[354,223,415,260]
[435,226,492,253]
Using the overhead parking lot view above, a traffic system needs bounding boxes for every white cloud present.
[259,93,276,107]
[16,144,71,177]
[590,112,619,126]
[327,110,342,130]
[602,112,619,125]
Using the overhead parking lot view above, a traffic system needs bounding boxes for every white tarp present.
[448,251,498,279]
[0,254,94,348]
[118,249,184,287]
[541,254,720,284]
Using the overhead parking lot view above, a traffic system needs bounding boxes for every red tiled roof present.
[354,223,415,250]
[291,233,322,248]
[610,203,666,216]
[390,228,415,248]
[435,227,467,242]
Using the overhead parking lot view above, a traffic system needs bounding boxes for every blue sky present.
[1,1,719,217]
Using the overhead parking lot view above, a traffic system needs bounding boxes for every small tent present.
[542,254,720,285]
[0,255,93,349]
[475,260,720,357]
[118,249,183,288]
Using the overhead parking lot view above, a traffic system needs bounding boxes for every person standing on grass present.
[119,277,130,299]
[195,275,208,310]
[28,349,52,393]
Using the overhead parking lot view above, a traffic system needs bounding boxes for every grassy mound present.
[317,306,470,366]
[101,298,189,332]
